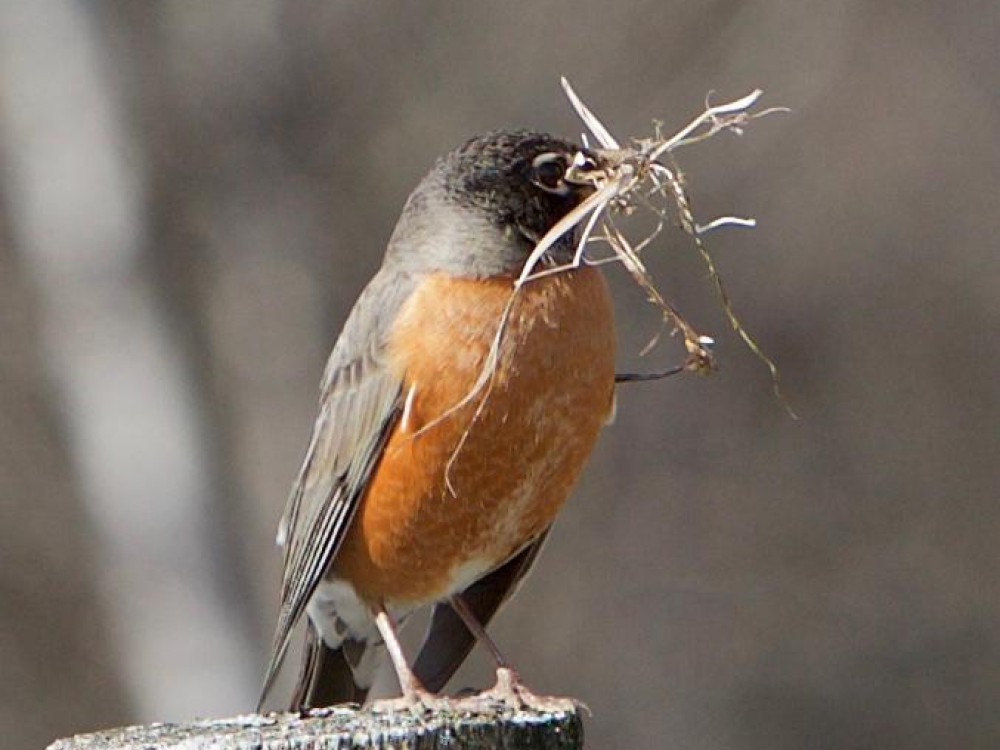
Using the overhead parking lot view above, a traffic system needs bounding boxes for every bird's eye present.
[531,153,569,194]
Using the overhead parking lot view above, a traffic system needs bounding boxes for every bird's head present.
[386,130,608,277]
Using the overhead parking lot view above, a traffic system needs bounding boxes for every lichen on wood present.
[47,703,584,750]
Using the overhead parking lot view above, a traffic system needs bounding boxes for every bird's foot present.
[456,667,579,714]
[369,682,450,715]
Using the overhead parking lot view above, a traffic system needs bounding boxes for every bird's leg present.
[370,603,447,713]
[449,594,510,668]
[449,595,575,712]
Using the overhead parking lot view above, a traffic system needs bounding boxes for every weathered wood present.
[47,704,584,750]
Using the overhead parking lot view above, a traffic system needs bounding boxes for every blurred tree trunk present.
[0,2,259,721]
[0,197,131,750]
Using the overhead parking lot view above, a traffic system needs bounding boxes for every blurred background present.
[1,2,996,748]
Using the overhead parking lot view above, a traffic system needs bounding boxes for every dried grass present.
[525,78,791,404]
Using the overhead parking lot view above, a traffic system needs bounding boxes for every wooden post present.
[47,704,584,750]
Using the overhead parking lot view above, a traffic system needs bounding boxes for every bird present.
[259,129,618,711]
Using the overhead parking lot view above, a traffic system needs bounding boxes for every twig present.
[542,77,793,411]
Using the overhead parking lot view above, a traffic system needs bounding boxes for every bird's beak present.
[564,149,618,189]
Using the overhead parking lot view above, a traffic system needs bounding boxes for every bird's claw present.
[456,667,579,713]
[369,684,450,715]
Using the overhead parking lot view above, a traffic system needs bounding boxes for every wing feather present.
[258,269,418,707]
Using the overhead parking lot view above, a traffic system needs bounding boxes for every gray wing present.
[413,531,550,692]
[258,268,418,707]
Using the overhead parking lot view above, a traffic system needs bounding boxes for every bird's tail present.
[289,622,370,710]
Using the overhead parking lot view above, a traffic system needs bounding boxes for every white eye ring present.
[531,152,571,195]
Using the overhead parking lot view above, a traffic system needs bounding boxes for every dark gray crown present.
[440,130,585,235]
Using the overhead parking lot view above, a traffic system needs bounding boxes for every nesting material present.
[520,78,790,397]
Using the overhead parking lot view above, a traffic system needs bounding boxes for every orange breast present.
[332,267,615,604]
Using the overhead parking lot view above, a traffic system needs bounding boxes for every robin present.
[260,130,617,711]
